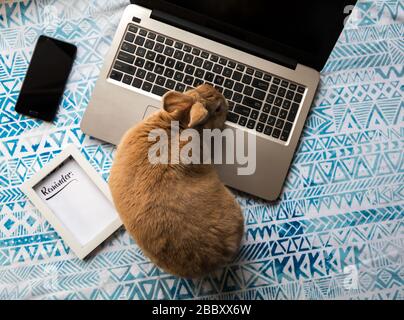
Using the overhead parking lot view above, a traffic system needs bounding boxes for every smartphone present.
[15,35,77,122]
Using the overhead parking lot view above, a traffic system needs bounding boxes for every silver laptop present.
[81,0,351,201]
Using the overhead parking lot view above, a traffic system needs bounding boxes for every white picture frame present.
[21,144,122,259]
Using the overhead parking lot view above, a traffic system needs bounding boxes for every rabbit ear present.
[188,102,209,128]
[163,91,194,113]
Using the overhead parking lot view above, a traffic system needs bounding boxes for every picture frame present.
[21,144,122,259]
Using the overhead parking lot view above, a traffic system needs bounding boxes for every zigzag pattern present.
[0,0,403,299]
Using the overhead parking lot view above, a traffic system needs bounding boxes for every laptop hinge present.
[151,10,297,70]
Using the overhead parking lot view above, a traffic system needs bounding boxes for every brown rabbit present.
[109,84,244,278]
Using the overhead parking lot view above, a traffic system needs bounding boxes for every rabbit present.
[109,84,244,278]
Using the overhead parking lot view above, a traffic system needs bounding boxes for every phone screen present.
[15,35,77,122]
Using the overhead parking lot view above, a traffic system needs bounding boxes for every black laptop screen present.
[133,0,356,71]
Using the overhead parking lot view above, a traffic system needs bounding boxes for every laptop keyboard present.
[109,24,307,143]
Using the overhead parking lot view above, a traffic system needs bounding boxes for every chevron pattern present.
[0,0,403,300]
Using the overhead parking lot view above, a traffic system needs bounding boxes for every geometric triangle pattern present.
[0,0,403,300]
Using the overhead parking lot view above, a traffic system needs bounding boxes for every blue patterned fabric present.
[0,0,403,300]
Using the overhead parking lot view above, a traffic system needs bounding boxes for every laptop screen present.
[133,0,356,71]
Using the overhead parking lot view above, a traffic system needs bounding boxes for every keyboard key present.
[263,74,272,81]
[145,39,154,49]
[117,51,135,64]
[259,113,268,123]
[156,76,165,86]
[253,89,265,100]
[294,93,303,103]
[191,48,200,55]
[228,61,236,68]
[193,57,203,67]
[184,53,193,63]
[132,78,142,88]
[156,54,165,64]
[165,38,174,46]
[185,65,195,75]
[224,79,234,89]
[219,58,227,65]
[281,122,293,141]
[287,103,299,122]
[213,64,223,74]
[266,94,275,104]
[283,100,291,109]
[246,68,254,75]
[255,71,263,78]
[243,86,253,96]
[297,86,305,93]
[174,50,184,60]
[146,50,156,61]
[273,78,281,85]
[166,79,175,89]
[252,78,269,91]
[267,116,276,125]
[175,42,183,49]
[205,72,214,82]
[275,119,285,129]
[247,119,256,129]
[214,75,224,85]
[175,83,185,91]
[242,75,252,86]
[134,36,145,46]
[281,80,289,87]
[174,71,184,82]
[144,61,155,71]
[136,47,146,57]
[278,87,286,97]
[128,25,138,33]
[136,69,146,79]
[264,126,273,136]
[263,104,271,113]
[223,89,232,99]
[134,57,145,68]
[236,64,245,72]
[279,109,288,119]
[146,72,156,82]
[232,71,242,82]
[121,42,136,53]
[203,60,213,71]
[155,43,164,53]
[157,35,165,43]
[164,46,174,56]
[124,32,135,42]
[269,85,278,94]
[234,105,250,117]
[243,97,262,110]
[193,78,203,87]
[184,45,192,52]
[286,90,295,100]
[233,93,242,103]
[274,97,283,107]
[164,68,174,78]
[139,29,147,36]
[238,116,247,126]
[228,101,235,111]
[201,51,209,59]
[256,122,265,133]
[234,82,244,93]
[142,81,152,92]
[184,75,194,85]
[122,74,133,85]
[272,128,281,139]
[114,60,136,75]
[250,110,259,120]
[110,70,123,81]
[152,85,168,96]
[175,61,185,71]
[289,83,297,90]
[227,112,239,123]
[270,106,280,116]
[147,33,156,40]
[223,67,232,77]
[165,58,175,68]
[210,54,219,62]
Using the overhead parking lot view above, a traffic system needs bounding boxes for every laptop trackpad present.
[142,105,160,119]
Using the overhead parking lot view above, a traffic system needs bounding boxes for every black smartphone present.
[15,35,77,122]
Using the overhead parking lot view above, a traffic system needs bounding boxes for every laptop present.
[81,0,354,201]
